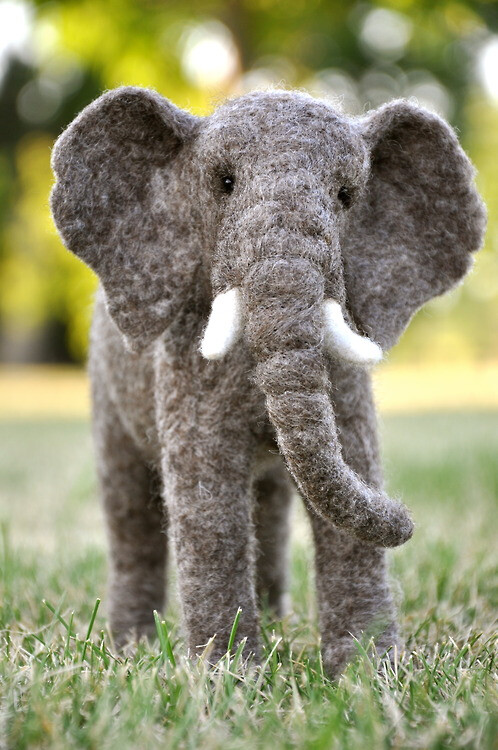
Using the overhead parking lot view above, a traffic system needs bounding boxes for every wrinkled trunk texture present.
[243,256,413,548]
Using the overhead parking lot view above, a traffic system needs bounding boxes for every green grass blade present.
[153,610,176,668]
[81,598,101,663]
[84,598,101,642]
[42,599,76,637]
[227,607,242,653]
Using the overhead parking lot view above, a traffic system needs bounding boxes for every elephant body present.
[51,87,485,675]
[90,290,391,674]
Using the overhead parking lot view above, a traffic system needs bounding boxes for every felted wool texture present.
[51,86,486,675]
[90,350,168,643]
[310,359,400,675]
[243,255,412,548]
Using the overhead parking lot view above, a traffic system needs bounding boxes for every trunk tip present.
[358,502,414,548]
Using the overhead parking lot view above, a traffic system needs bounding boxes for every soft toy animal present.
[50,87,485,676]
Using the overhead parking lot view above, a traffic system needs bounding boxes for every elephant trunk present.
[241,256,413,548]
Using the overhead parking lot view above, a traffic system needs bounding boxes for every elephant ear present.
[50,86,200,350]
[342,100,486,351]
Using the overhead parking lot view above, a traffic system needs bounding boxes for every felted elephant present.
[50,87,485,676]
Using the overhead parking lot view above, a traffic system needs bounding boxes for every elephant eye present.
[337,186,352,209]
[220,174,235,195]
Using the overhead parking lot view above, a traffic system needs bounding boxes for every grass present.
[0,413,497,749]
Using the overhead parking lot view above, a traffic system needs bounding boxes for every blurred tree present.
[0,0,497,362]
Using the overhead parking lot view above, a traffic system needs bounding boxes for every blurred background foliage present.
[0,0,497,363]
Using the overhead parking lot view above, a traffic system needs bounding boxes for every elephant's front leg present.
[308,518,399,676]
[309,364,401,677]
[161,400,260,662]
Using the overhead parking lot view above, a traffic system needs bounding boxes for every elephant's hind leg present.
[253,462,293,617]
[93,388,168,646]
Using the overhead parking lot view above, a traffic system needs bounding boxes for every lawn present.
[0,413,497,749]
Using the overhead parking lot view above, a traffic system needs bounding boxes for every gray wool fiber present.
[50,87,485,676]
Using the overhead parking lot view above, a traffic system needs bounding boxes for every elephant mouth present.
[200,287,383,366]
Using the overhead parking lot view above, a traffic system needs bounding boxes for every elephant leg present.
[161,407,260,663]
[253,462,293,617]
[308,364,400,677]
[92,386,168,645]
[308,518,399,676]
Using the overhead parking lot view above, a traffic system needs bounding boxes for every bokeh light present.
[478,36,498,101]
[359,8,412,60]
[0,0,33,78]
[181,21,239,90]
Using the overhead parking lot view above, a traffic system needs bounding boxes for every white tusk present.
[200,288,243,360]
[323,299,383,367]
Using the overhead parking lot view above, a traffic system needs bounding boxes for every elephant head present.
[50,87,485,548]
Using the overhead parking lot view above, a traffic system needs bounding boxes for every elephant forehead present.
[199,91,364,165]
